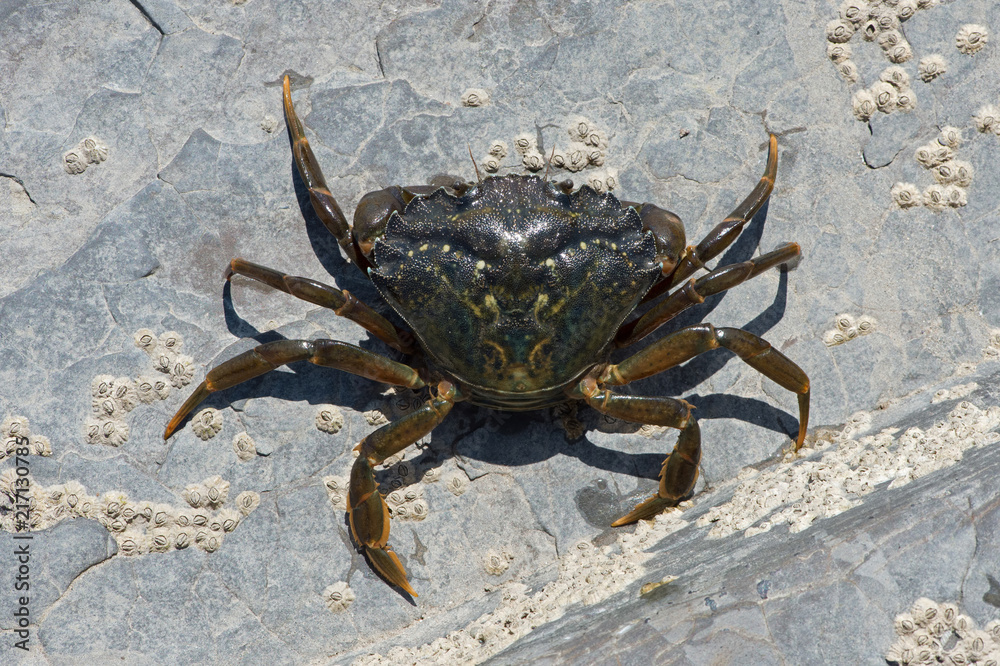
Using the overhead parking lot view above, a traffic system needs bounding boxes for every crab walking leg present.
[349,382,457,596]
[282,75,360,267]
[605,324,810,449]
[226,258,415,353]
[164,339,425,440]
[642,134,779,305]
[616,242,800,347]
[571,380,701,524]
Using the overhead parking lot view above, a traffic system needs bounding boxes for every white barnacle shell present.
[149,527,172,553]
[836,314,856,332]
[169,355,195,388]
[191,509,210,527]
[956,24,989,55]
[155,353,173,374]
[937,126,962,149]
[323,475,349,508]
[564,145,588,172]
[461,88,490,107]
[133,329,158,353]
[484,549,511,576]
[195,528,223,553]
[235,490,260,516]
[861,19,880,42]
[202,475,230,507]
[483,156,501,173]
[932,161,960,184]
[895,612,917,635]
[172,525,194,549]
[827,43,853,63]
[826,19,855,43]
[323,581,356,613]
[117,531,145,556]
[183,483,207,508]
[585,129,608,150]
[886,41,914,64]
[918,55,947,82]
[521,151,544,172]
[158,331,183,353]
[217,508,242,532]
[85,417,129,447]
[232,432,256,461]
[911,598,940,626]
[870,81,899,114]
[839,0,866,24]
[421,466,441,483]
[111,376,138,413]
[362,400,390,426]
[895,89,916,112]
[550,148,567,169]
[134,376,158,404]
[488,140,508,159]
[409,499,429,520]
[824,330,848,347]
[28,435,51,457]
[191,408,222,440]
[973,105,1000,134]
[914,143,951,168]
[604,169,618,191]
[587,174,606,193]
[568,116,592,141]
[895,0,918,21]
[442,469,470,496]
[80,137,109,164]
[152,378,170,400]
[1,415,29,440]
[880,66,910,90]
[587,149,606,167]
[943,185,967,208]
[851,90,877,121]
[63,150,87,174]
[513,132,536,155]
[856,317,875,334]
[835,60,858,84]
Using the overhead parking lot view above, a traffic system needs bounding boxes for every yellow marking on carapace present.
[545,258,555,268]
[407,250,413,257]
[611,243,618,250]
[442,244,451,252]
[528,336,553,368]
[580,242,587,250]
[533,292,549,321]
[476,260,486,270]
[419,243,429,251]
[483,339,508,366]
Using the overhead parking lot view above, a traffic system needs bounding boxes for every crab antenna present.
[468,143,482,183]
[544,144,556,182]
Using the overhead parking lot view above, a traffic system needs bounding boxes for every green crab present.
[164,76,809,596]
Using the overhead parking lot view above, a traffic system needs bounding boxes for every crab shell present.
[369,175,661,410]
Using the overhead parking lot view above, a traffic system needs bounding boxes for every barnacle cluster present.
[386,484,429,521]
[63,136,109,175]
[850,65,917,121]
[827,0,935,87]
[481,140,508,174]
[322,581,356,613]
[0,474,259,555]
[1,416,52,462]
[886,598,1000,665]
[85,375,137,447]
[352,525,686,666]
[931,382,978,404]
[955,24,989,55]
[696,400,1000,539]
[893,127,972,210]
[823,313,877,347]
[502,119,617,191]
[315,405,345,434]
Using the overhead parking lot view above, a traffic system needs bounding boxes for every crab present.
[164,75,810,597]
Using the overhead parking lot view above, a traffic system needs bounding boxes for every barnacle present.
[173,525,194,549]
[922,184,946,210]
[196,528,223,552]
[851,90,877,121]
[151,503,173,528]
[117,531,144,556]
[80,137,109,164]
[879,66,910,90]
[168,354,195,388]
[895,0,918,21]
[937,126,963,149]
[202,475,230,507]
[943,184,967,208]
[152,379,171,400]
[886,41,914,64]
[823,330,848,347]
[827,43,852,63]
[183,483,206,508]
[895,90,916,112]
[917,55,947,82]
[158,331,183,353]
[135,376,158,404]
[568,117,593,141]
[323,581,356,613]
[232,432,256,461]
[861,20,879,42]
[149,527,172,553]
[911,598,940,626]
[870,81,899,113]
[217,508,242,532]
[956,24,989,55]
[191,408,222,440]
[914,143,952,168]
[363,401,390,426]
[235,490,260,516]
[409,499,429,520]
[836,314,855,332]
[512,133,535,155]
[488,140,508,159]
[133,329,158,353]
[838,0,866,24]
[482,157,501,173]
[442,469,470,496]
[972,105,1000,134]
[587,174,606,193]
[461,88,490,107]
[63,150,87,175]
[521,151,544,172]
[1,415,29,439]
[484,549,511,575]
[837,60,859,83]
[826,19,855,43]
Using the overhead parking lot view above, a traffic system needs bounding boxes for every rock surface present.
[1,0,998,663]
